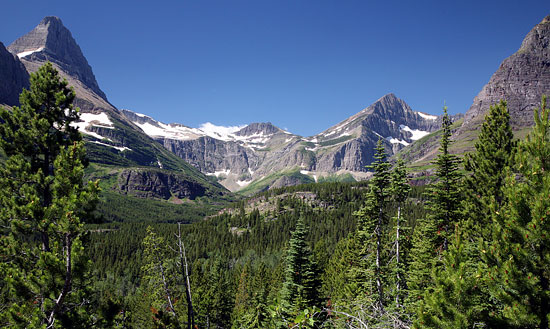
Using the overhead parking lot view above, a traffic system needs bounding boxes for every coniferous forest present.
[1,65,549,328]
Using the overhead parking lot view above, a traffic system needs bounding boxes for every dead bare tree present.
[176,222,195,329]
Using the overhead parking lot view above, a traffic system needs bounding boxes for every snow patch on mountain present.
[399,125,429,140]
[198,122,247,141]
[71,112,115,140]
[17,47,44,58]
[206,169,231,177]
[91,141,131,152]
[416,112,437,120]
[387,136,410,146]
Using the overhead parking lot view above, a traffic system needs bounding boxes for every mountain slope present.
[460,15,550,135]
[2,16,233,218]
[402,15,550,169]
[123,93,445,193]
[0,42,29,106]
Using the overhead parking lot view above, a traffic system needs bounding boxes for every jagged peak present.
[8,16,108,102]
[40,16,64,28]
[518,14,550,53]
[235,122,282,136]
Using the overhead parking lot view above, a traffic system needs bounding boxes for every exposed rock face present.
[269,175,309,190]
[8,16,107,101]
[162,136,260,175]
[235,122,281,136]
[117,169,206,200]
[461,15,550,131]
[1,16,230,201]
[0,42,29,106]
[124,93,444,191]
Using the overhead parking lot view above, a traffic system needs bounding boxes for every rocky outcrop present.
[8,16,107,101]
[461,15,550,131]
[117,169,206,200]
[123,93,445,191]
[269,175,310,190]
[162,136,260,175]
[0,42,29,106]
[235,122,282,136]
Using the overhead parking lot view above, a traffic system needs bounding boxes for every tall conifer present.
[0,63,99,327]
[280,217,322,324]
[483,96,550,328]
[408,107,463,314]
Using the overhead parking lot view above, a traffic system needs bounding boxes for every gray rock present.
[8,16,107,101]
[117,169,206,200]
[461,15,550,131]
[0,42,29,106]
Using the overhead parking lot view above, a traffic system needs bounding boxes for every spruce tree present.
[463,100,515,242]
[0,62,99,327]
[390,159,410,310]
[344,139,391,326]
[483,96,550,329]
[279,217,322,325]
[417,225,480,328]
[407,107,463,314]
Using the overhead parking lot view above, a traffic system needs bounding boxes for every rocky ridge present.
[2,16,231,203]
[122,93,446,192]
[461,15,550,133]
[0,42,29,106]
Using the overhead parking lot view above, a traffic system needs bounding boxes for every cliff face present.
[0,42,29,106]
[1,16,231,202]
[117,169,206,200]
[8,16,107,101]
[462,15,550,131]
[162,136,260,175]
[124,93,445,191]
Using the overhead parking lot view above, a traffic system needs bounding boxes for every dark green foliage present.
[463,100,515,231]
[483,96,550,328]
[280,217,323,322]
[348,139,392,307]
[408,107,463,316]
[389,159,411,310]
[0,63,99,327]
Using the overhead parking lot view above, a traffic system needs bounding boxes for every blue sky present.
[1,1,549,136]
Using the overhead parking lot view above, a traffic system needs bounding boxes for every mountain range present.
[1,15,549,199]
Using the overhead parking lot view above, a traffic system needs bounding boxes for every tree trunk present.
[395,204,401,308]
[47,234,72,328]
[178,222,195,329]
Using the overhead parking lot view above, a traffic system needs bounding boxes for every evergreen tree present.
[417,225,480,328]
[483,96,550,329]
[408,106,463,314]
[389,159,410,310]
[343,139,392,326]
[463,100,515,221]
[0,62,99,327]
[141,226,180,327]
[279,217,322,325]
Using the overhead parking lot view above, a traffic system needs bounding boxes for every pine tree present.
[417,224,480,328]
[407,107,463,314]
[141,226,180,327]
[343,139,391,326]
[483,96,550,329]
[463,100,515,234]
[418,101,517,327]
[0,62,99,327]
[389,159,410,310]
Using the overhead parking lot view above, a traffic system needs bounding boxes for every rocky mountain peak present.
[235,122,282,136]
[461,14,550,131]
[7,16,107,101]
